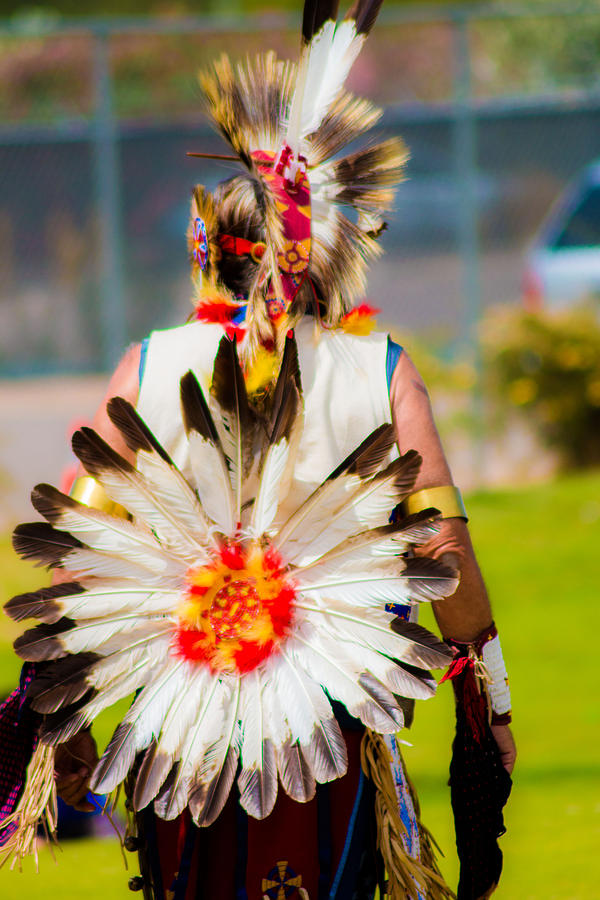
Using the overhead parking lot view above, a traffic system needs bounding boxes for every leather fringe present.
[0,742,57,870]
[361,729,455,900]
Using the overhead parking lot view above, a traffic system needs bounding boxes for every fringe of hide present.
[0,742,58,870]
[361,729,455,900]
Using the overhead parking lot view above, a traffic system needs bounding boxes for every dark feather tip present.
[14,618,76,662]
[12,522,84,567]
[107,397,172,464]
[5,581,83,623]
[72,425,136,478]
[180,370,220,443]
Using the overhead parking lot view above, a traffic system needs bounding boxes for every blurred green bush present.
[481,303,600,469]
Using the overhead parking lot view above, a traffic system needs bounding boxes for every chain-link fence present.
[1,4,600,375]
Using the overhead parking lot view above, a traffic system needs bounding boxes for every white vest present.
[137,318,392,516]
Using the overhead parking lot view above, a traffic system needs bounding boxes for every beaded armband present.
[441,623,512,726]
[399,485,467,521]
[69,475,128,519]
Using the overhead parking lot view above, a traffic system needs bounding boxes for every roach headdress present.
[188,0,408,351]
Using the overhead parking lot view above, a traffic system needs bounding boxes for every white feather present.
[155,677,228,821]
[46,502,170,566]
[277,650,347,783]
[297,600,421,662]
[60,617,171,656]
[237,670,278,818]
[188,431,235,533]
[289,625,402,733]
[251,440,290,536]
[58,586,180,621]
[293,20,360,144]
[62,547,183,582]
[135,447,215,549]
[92,661,188,794]
[91,464,209,561]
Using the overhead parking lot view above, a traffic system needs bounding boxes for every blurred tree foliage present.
[482,304,600,469]
[0,1,486,17]
[471,1,600,97]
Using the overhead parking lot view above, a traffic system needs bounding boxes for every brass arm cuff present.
[400,485,467,521]
[69,476,129,519]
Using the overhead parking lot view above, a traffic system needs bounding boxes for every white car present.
[522,159,600,309]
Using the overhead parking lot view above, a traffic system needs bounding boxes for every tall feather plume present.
[287,0,384,151]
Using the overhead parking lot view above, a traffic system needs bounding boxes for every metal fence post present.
[92,27,127,371]
[451,10,484,480]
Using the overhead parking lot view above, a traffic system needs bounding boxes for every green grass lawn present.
[1,471,600,898]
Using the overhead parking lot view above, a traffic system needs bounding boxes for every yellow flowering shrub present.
[481,304,600,468]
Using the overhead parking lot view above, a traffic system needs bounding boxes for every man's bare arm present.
[390,351,516,772]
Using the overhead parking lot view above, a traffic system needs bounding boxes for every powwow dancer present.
[0,2,515,897]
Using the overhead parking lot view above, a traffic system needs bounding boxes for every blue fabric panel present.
[386,336,403,391]
[139,336,150,386]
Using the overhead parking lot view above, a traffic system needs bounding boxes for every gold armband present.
[69,476,129,519]
[399,485,467,521]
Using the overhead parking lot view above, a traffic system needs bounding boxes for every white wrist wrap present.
[482,635,511,715]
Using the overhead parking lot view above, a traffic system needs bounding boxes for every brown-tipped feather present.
[72,426,137,480]
[180,370,221,445]
[302,0,340,43]
[12,522,84,568]
[5,582,83,624]
[27,652,101,713]
[31,484,81,525]
[14,619,75,662]
[389,621,453,670]
[268,334,302,444]
[41,708,92,747]
[133,742,173,812]
[329,423,395,481]
[210,336,251,426]
[107,397,172,463]
[365,449,422,501]
[400,556,460,602]
[346,0,384,35]
[190,742,240,828]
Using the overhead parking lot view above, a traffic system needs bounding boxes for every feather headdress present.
[188,0,408,352]
[6,335,455,835]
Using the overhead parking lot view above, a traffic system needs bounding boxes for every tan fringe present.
[0,742,58,871]
[361,730,455,900]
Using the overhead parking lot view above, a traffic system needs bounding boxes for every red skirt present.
[135,728,380,899]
